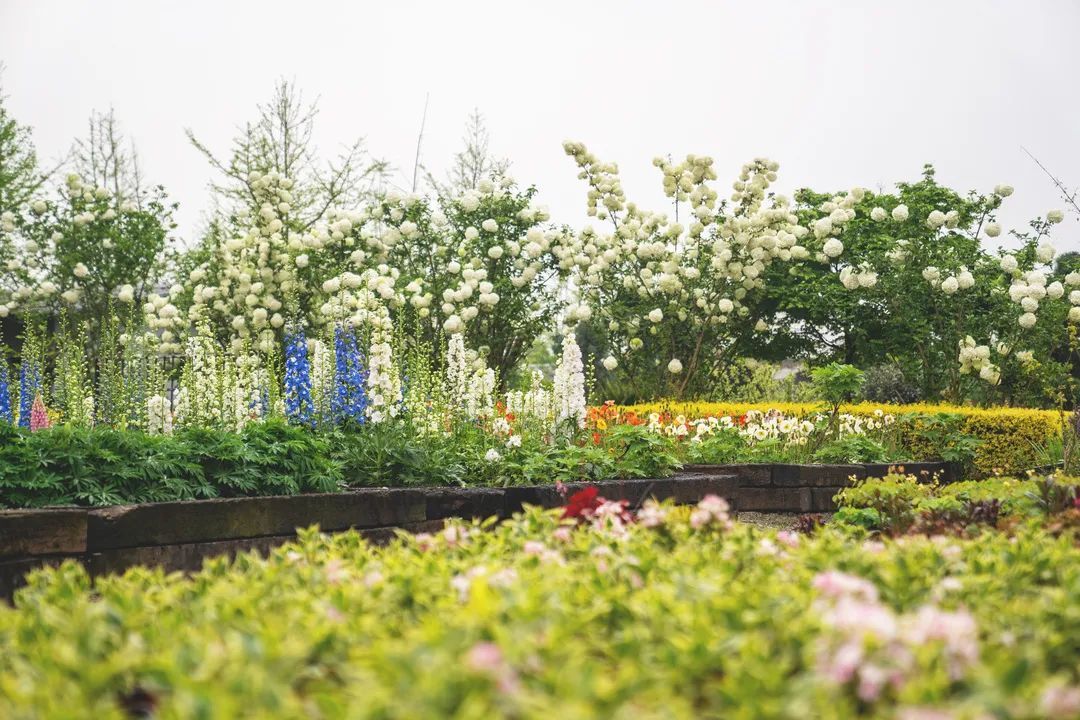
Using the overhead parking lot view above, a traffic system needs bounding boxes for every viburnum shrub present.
[334,177,571,381]
[2,505,1078,717]
[0,173,173,326]
[562,142,862,398]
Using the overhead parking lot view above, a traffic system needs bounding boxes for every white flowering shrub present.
[957,213,1079,403]
[0,173,173,323]
[763,167,1017,401]
[562,142,820,397]
[335,177,570,383]
[164,171,303,354]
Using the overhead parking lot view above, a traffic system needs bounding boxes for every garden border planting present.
[0,461,951,599]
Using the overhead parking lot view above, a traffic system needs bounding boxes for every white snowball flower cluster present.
[165,170,302,353]
[957,336,1000,384]
[839,263,878,290]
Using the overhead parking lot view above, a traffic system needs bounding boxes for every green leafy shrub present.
[1,508,1077,717]
[813,435,894,464]
[835,473,1080,532]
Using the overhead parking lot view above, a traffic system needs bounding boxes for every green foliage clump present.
[0,419,341,507]
[835,472,1080,532]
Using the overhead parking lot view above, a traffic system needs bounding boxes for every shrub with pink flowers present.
[2,502,1078,717]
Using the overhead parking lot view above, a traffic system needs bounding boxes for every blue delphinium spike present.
[0,364,12,423]
[17,358,40,429]
[332,324,367,425]
[283,325,314,426]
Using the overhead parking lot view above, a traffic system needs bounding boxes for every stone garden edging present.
[0,461,950,599]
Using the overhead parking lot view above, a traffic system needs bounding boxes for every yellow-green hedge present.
[615,401,1062,476]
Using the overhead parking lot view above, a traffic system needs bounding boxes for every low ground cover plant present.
[834,472,1080,534]
[1,499,1077,718]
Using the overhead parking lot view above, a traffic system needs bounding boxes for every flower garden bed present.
[0,461,951,599]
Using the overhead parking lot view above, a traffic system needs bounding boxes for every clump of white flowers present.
[365,318,401,424]
[444,333,496,421]
[552,331,586,429]
[562,142,824,391]
[167,170,301,354]
[958,336,1000,385]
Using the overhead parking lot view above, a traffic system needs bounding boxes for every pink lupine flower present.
[29,394,50,431]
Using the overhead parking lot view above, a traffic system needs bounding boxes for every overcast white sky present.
[1,1,1078,251]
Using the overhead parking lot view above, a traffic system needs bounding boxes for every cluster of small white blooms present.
[649,409,893,444]
[504,370,556,425]
[146,394,174,435]
[228,352,268,430]
[1004,263,1068,329]
[318,266,396,330]
[179,170,301,353]
[957,336,1000,384]
[443,333,497,420]
[466,366,496,420]
[341,178,565,336]
[812,189,864,276]
[365,322,401,424]
[839,262,878,290]
[562,142,818,360]
[923,266,975,295]
[445,332,470,408]
[925,209,961,230]
[141,283,187,354]
[175,323,224,427]
[309,337,334,419]
[552,332,586,429]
